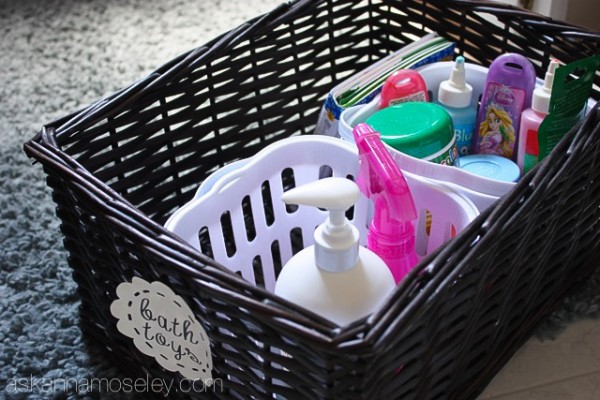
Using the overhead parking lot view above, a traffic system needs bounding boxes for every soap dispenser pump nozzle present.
[282,177,361,272]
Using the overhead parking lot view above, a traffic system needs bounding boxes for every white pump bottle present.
[274,177,395,326]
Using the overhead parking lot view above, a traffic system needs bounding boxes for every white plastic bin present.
[165,136,479,293]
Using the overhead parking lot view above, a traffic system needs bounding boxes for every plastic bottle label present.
[523,128,539,174]
[454,122,475,156]
[476,82,525,160]
[428,137,459,166]
[388,90,428,106]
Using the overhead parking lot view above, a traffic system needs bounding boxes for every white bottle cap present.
[438,56,473,108]
[281,177,360,272]
[532,59,560,114]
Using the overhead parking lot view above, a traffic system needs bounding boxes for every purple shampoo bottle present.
[473,54,536,161]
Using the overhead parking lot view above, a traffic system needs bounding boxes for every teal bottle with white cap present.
[436,56,477,156]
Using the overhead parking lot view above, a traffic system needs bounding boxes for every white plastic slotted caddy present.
[165,136,479,293]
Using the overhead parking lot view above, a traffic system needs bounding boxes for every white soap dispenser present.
[274,177,396,326]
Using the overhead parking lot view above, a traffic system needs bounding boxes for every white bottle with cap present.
[436,56,477,156]
[517,59,560,174]
[274,177,395,326]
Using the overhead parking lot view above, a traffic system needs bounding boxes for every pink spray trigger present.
[353,123,419,283]
[354,124,417,222]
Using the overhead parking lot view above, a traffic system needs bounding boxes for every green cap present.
[366,102,454,159]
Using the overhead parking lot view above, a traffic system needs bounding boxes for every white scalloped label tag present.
[110,277,213,383]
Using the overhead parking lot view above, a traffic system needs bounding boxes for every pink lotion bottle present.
[517,60,560,174]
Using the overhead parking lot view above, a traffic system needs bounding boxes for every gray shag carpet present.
[0,0,599,398]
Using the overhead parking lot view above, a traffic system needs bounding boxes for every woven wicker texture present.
[24,0,600,398]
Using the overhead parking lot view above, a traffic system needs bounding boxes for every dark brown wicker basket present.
[24,0,600,398]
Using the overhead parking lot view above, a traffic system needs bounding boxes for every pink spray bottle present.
[353,123,419,283]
